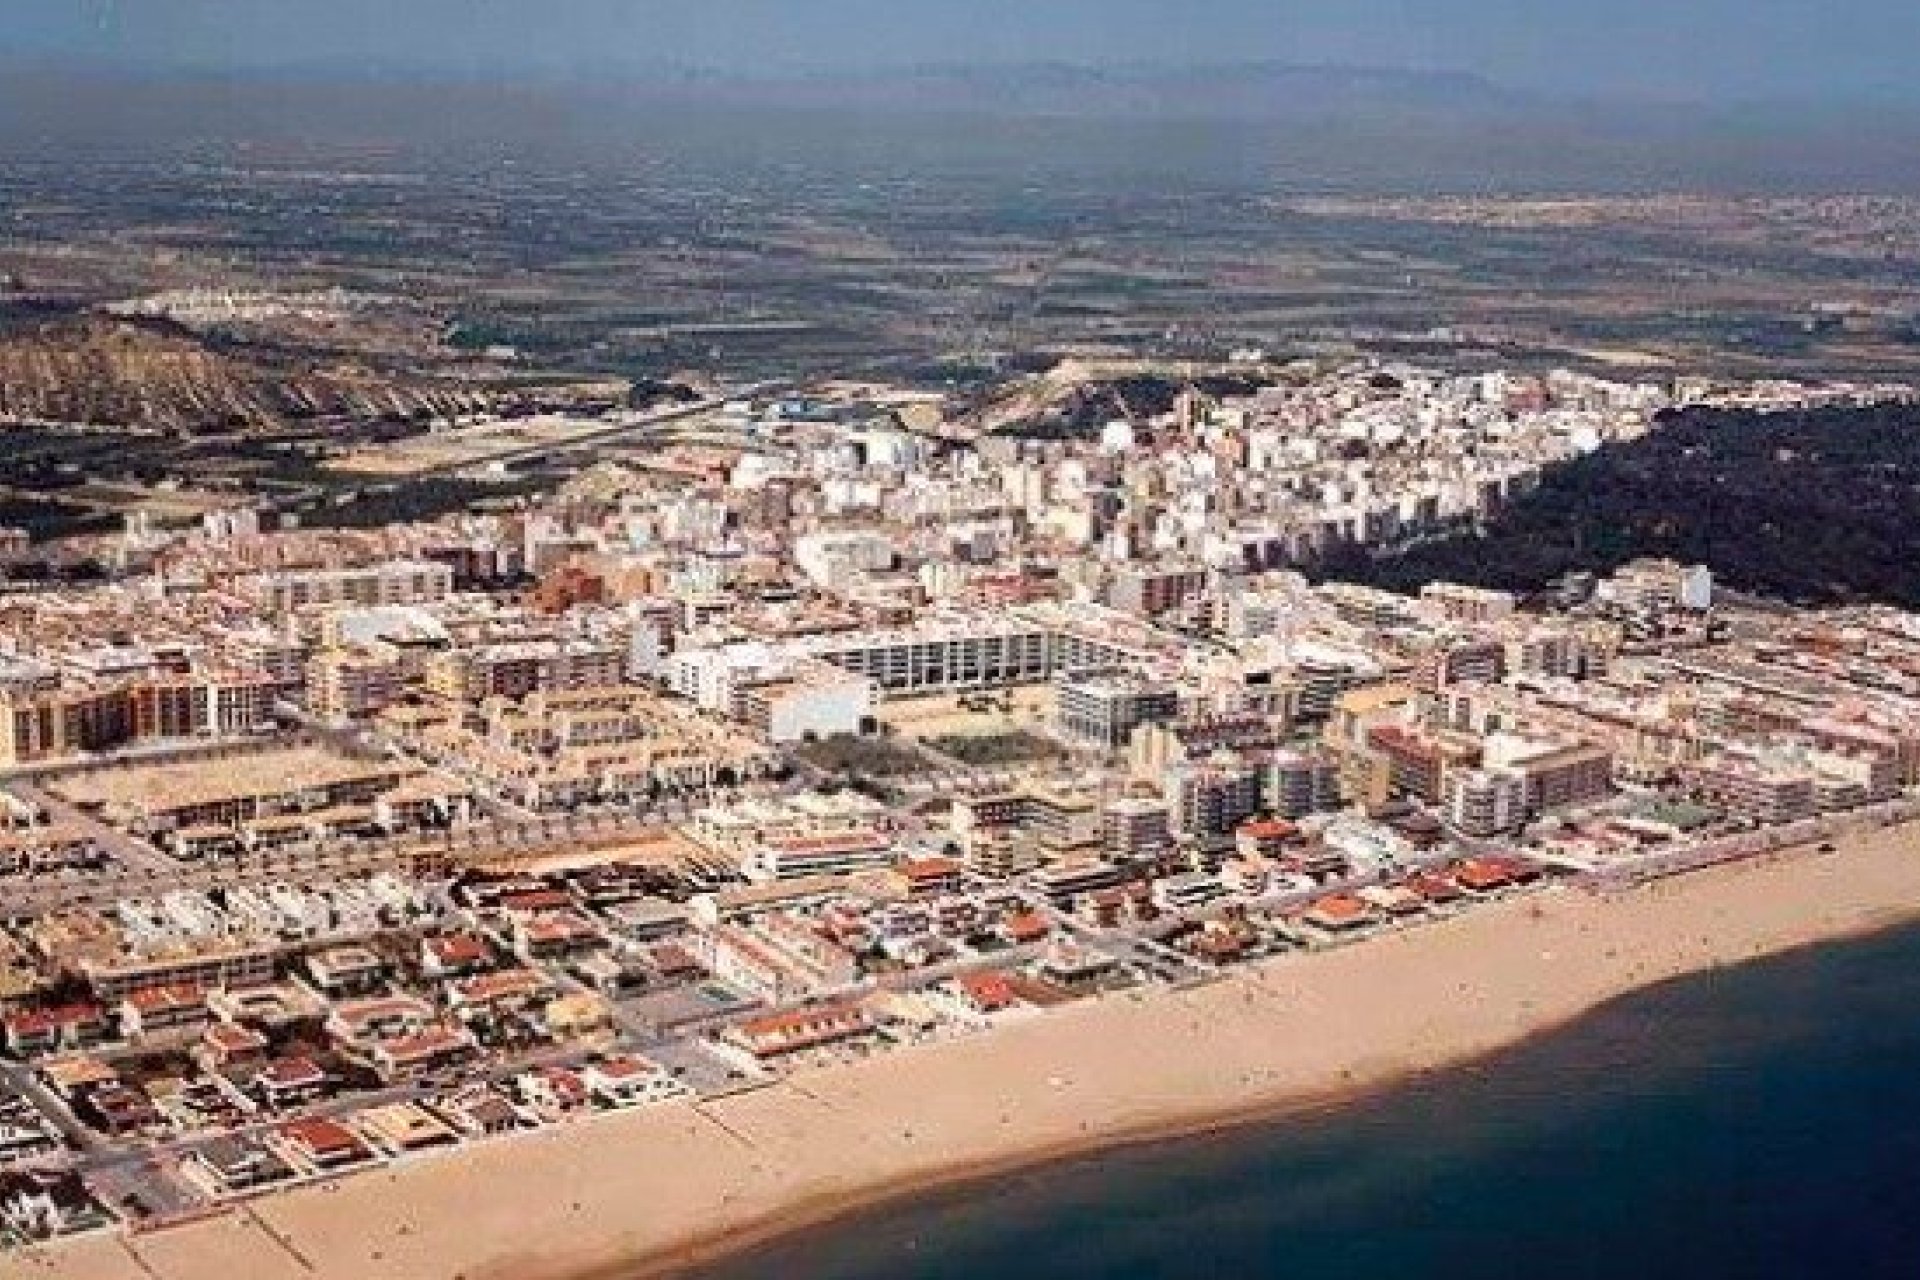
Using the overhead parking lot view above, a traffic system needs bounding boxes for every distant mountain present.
[5,60,1919,195]
[614,62,1522,120]
[0,59,1525,146]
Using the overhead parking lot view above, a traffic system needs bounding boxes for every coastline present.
[25,822,1920,1280]
[588,1074,1382,1280]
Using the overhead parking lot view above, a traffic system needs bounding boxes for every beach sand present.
[22,823,1920,1280]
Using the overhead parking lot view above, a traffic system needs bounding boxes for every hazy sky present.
[9,0,1916,101]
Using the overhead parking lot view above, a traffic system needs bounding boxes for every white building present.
[1443,768,1528,837]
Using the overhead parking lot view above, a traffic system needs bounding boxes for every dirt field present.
[876,686,1055,740]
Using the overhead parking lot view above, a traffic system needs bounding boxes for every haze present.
[12,0,1920,104]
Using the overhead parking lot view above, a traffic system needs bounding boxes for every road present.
[0,806,700,919]
[8,781,179,878]
[19,749,1915,1230]
[0,1059,100,1155]
[1585,795,1920,888]
[268,389,783,503]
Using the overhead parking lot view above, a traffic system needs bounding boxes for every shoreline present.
[27,823,1920,1280]
[599,1076,1385,1280]
[602,859,1920,1280]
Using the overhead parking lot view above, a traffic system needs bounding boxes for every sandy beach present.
[21,823,1920,1280]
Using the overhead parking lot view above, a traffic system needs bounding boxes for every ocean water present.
[693,924,1920,1280]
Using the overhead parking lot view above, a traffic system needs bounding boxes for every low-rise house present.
[1301,893,1376,935]
[2,1004,110,1057]
[199,1022,271,1069]
[325,994,435,1048]
[250,1055,332,1110]
[1153,872,1229,913]
[430,1084,524,1138]
[205,983,326,1030]
[951,971,1020,1016]
[1185,920,1258,964]
[0,1101,59,1167]
[571,950,656,998]
[512,1064,590,1118]
[75,1081,161,1136]
[722,1002,875,1060]
[354,1102,460,1156]
[1357,884,1427,918]
[118,984,209,1040]
[511,911,607,963]
[1003,911,1051,945]
[1405,872,1467,906]
[420,931,495,979]
[446,967,556,1023]
[582,1056,684,1109]
[1034,944,1121,991]
[150,1074,247,1132]
[648,943,706,981]
[1451,855,1537,894]
[272,1117,374,1174]
[0,1168,101,1241]
[367,1026,478,1083]
[181,1136,295,1198]
[887,856,968,899]
[304,945,388,998]
[36,1055,117,1102]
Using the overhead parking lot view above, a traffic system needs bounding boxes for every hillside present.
[0,315,484,433]
[1319,401,1920,608]
[977,360,1279,439]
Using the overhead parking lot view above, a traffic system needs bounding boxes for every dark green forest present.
[1318,401,1920,607]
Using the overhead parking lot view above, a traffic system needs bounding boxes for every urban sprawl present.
[4,363,1919,1248]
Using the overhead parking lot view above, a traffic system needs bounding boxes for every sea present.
[693,922,1920,1280]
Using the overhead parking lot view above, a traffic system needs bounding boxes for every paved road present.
[8,781,179,878]
[1586,796,1920,887]
[0,1058,100,1154]
[0,807,699,919]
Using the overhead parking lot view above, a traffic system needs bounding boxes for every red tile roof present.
[3,1002,106,1037]
[1304,894,1373,926]
[1004,911,1051,943]
[280,1117,362,1156]
[956,972,1018,1011]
